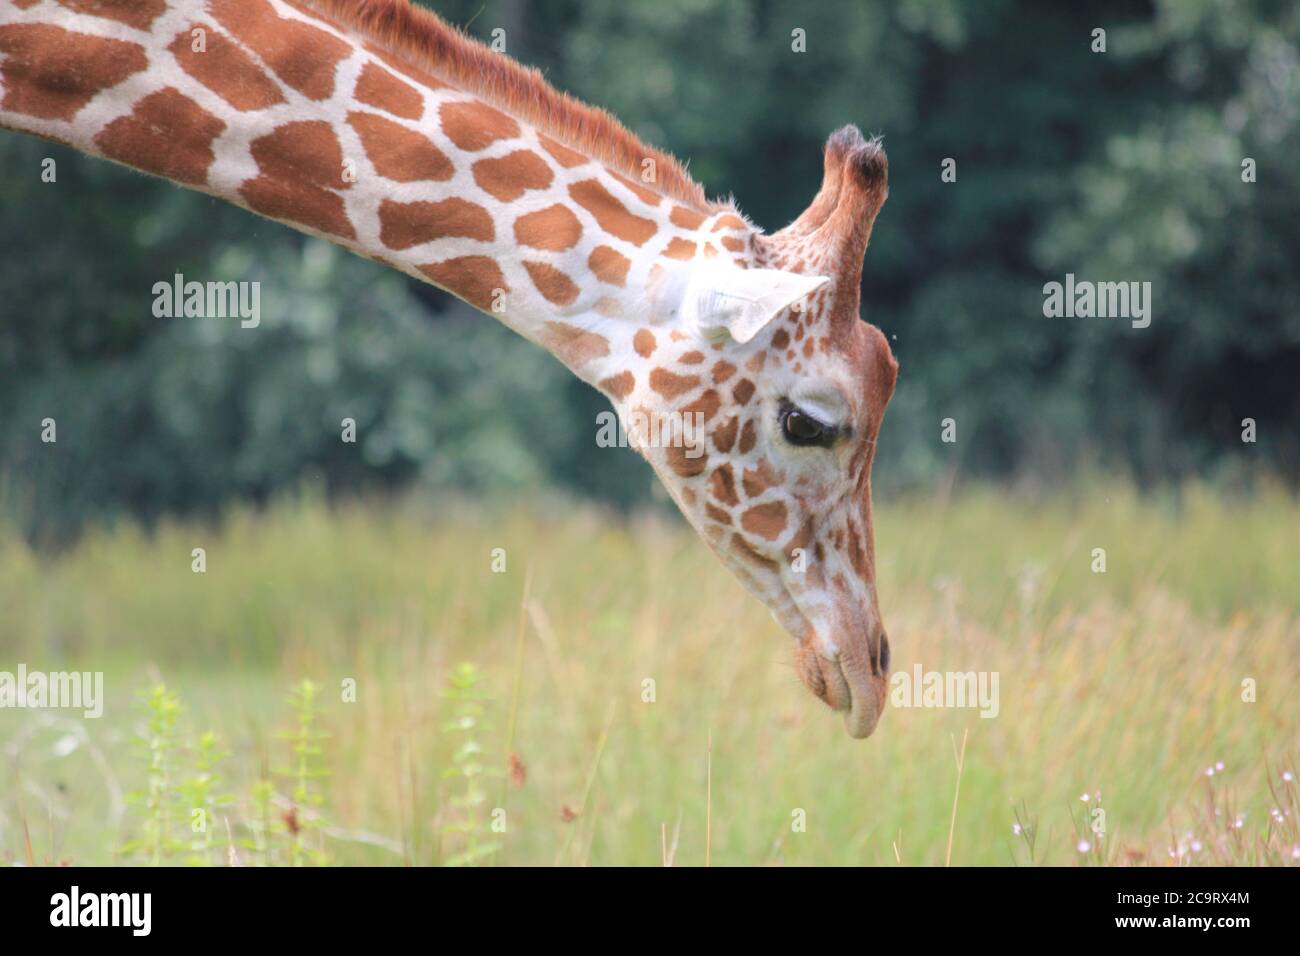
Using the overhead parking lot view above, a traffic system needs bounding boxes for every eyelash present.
[779,401,839,447]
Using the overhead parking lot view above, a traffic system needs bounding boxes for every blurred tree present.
[1,0,1296,543]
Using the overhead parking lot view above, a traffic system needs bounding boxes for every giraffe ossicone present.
[0,0,897,739]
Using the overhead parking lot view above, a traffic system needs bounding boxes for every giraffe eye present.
[779,403,835,447]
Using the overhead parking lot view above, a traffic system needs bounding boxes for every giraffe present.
[0,0,897,738]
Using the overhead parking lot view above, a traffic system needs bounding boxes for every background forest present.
[2,0,1296,541]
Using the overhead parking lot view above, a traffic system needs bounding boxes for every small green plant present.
[177,731,231,866]
[120,684,182,865]
[122,683,231,866]
[244,778,278,866]
[275,678,330,866]
[1010,800,1039,866]
[1069,791,1111,866]
[441,663,501,867]
[120,679,335,866]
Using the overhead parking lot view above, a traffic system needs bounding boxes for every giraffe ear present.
[690,265,830,344]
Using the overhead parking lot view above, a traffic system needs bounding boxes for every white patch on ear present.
[687,263,830,344]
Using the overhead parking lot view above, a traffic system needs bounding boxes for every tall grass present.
[0,480,1296,865]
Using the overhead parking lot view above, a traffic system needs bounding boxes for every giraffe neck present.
[0,0,750,393]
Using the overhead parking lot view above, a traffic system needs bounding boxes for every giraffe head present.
[610,126,895,738]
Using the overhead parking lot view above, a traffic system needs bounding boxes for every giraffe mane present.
[300,0,731,216]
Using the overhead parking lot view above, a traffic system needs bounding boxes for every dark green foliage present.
[2,0,1296,542]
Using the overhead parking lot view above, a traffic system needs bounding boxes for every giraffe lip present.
[798,629,882,738]
[836,657,881,739]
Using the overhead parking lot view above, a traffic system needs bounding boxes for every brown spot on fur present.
[771,328,790,350]
[666,444,708,477]
[0,24,146,121]
[538,134,587,168]
[472,150,553,201]
[419,256,507,311]
[514,204,582,251]
[738,420,757,454]
[249,121,350,192]
[679,351,705,365]
[362,41,449,90]
[649,368,699,400]
[569,179,657,246]
[733,533,780,572]
[439,99,519,151]
[682,389,721,423]
[526,263,581,306]
[241,176,354,238]
[847,523,868,577]
[713,416,738,452]
[379,198,493,250]
[211,0,350,100]
[746,352,766,373]
[741,501,788,541]
[348,111,454,182]
[55,0,166,30]
[662,237,697,261]
[95,87,224,187]
[600,371,634,400]
[742,459,781,499]
[170,25,285,112]
[733,379,756,405]
[670,206,705,229]
[709,465,739,506]
[578,249,626,290]
[705,503,732,525]
[355,62,423,120]
[721,235,745,253]
[633,329,656,358]
[610,170,661,206]
[711,361,736,384]
[784,519,813,562]
[593,297,623,317]
[711,214,747,232]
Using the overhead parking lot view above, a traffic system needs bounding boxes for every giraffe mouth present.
[837,657,882,739]
[801,642,883,739]
[793,618,886,739]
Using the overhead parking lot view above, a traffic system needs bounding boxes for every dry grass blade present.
[946,728,969,867]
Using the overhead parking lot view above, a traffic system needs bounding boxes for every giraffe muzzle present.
[797,637,888,739]
[839,654,887,739]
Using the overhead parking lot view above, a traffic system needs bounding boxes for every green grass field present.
[1,481,1297,866]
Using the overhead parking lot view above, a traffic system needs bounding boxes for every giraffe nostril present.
[877,631,891,674]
